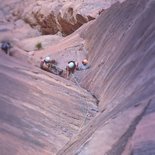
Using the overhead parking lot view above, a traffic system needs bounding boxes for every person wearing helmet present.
[40,56,52,71]
[66,61,78,78]
[40,56,63,76]
[78,58,90,70]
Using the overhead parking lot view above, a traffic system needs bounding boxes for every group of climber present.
[0,41,90,79]
[40,56,90,79]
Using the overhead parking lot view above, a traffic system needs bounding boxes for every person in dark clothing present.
[1,41,12,55]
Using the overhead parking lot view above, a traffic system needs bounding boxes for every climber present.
[1,41,12,55]
[78,59,90,70]
[66,60,78,78]
[40,56,63,76]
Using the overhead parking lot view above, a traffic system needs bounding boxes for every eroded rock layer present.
[57,0,155,154]
[0,51,98,155]
[0,0,155,155]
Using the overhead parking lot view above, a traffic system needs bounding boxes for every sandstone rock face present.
[19,35,62,52]
[21,0,125,35]
[1,0,155,155]
[0,0,40,41]
[0,51,98,155]
[0,0,125,40]
[21,1,93,35]
[122,98,155,155]
[57,0,155,154]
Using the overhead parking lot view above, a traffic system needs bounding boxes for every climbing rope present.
[70,73,90,131]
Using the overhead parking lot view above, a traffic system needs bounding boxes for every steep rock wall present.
[21,0,125,35]
[21,1,95,35]
[80,0,155,110]
[57,0,155,154]
[0,51,98,155]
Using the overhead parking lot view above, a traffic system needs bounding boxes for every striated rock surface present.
[57,0,155,154]
[0,0,155,155]
[0,51,98,155]
[122,98,155,155]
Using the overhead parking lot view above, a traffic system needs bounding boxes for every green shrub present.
[35,42,42,50]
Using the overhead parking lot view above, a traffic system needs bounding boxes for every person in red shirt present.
[66,61,78,79]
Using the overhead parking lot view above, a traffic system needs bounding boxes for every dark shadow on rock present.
[144,99,155,115]
[132,140,155,155]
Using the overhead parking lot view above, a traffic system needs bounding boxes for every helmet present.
[82,59,88,65]
[45,56,51,62]
[68,62,75,68]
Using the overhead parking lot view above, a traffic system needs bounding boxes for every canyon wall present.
[58,0,155,154]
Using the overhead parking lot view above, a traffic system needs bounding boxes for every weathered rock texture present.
[20,0,125,35]
[57,0,155,154]
[0,0,40,40]
[0,51,98,155]
[21,1,94,35]
[19,35,62,52]
[0,0,155,155]
[0,0,125,44]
